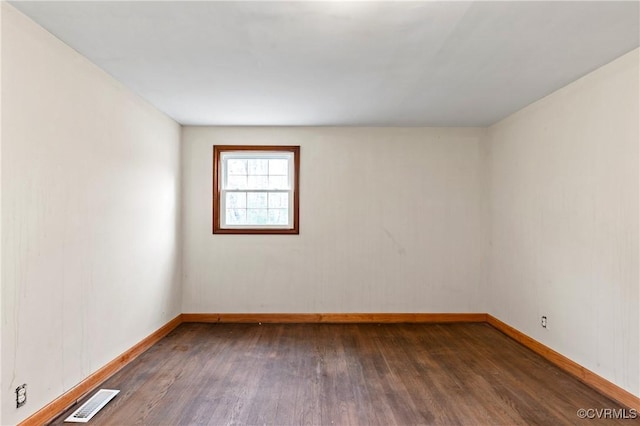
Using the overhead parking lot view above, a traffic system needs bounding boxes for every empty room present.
[1,1,639,425]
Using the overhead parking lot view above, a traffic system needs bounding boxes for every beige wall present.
[182,127,489,314]
[1,5,182,424]
[488,48,639,396]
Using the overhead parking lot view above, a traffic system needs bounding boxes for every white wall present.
[182,127,488,314]
[1,5,182,424]
[488,48,639,396]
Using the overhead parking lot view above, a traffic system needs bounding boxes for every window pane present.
[268,192,289,208]
[248,175,269,189]
[226,209,246,225]
[227,175,247,190]
[226,192,246,208]
[227,159,247,175]
[268,176,288,189]
[247,192,268,208]
[268,209,289,225]
[247,209,268,225]
[248,159,268,175]
[269,159,288,176]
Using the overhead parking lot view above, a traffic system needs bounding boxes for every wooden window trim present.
[213,145,300,234]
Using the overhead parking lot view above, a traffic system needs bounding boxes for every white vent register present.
[65,389,120,423]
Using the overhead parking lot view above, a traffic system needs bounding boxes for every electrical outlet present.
[541,316,547,328]
[16,384,27,408]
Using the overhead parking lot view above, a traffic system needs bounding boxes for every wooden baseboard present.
[18,314,183,426]
[486,314,640,411]
[181,312,488,324]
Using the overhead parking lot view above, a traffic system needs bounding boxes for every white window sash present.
[219,151,295,229]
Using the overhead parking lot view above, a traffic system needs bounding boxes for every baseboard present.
[486,314,640,411]
[18,314,183,426]
[181,312,488,323]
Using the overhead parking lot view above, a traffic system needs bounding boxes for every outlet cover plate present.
[16,384,27,408]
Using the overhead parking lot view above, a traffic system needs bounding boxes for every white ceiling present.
[10,1,640,127]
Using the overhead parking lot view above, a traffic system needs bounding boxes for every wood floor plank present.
[49,323,640,425]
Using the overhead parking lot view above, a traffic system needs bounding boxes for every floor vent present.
[64,389,120,423]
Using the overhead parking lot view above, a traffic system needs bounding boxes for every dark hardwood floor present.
[50,323,638,425]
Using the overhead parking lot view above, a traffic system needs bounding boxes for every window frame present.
[213,145,300,234]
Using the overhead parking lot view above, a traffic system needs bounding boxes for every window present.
[213,145,300,234]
